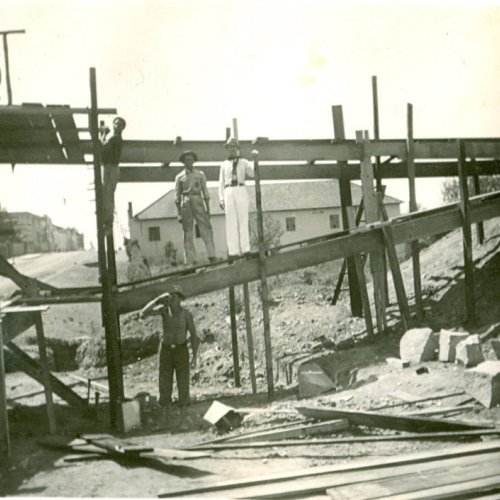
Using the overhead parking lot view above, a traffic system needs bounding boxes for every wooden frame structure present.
[1,70,499,432]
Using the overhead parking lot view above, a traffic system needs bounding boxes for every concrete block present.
[456,334,485,367]
[464,361,500,408]
[490,339,500,360]
[400,327,437,363]
[386,357,410,369]
[438,329,469,362]
[298,362,336,398]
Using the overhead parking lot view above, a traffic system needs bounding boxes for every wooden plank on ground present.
[160,440,500,498]
[326,457,500,500]
[370,390,466,410]
[295,406,492,432]
[234,450,500,499]
[224,419,349,443]
[187,430,500,451]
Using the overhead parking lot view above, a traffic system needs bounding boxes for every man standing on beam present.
[218,137,254,261]
[175,151,217,266]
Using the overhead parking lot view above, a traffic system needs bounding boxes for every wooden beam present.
[347,207,373,337]
[34,313,57,434]
[0,318,11,461]
[89,68,124,430]
[243,283,257,394]
[4,341,90,414]
[407,103,423,321]
[115,191,500,313]
[161,439,500,497]
[370,390,466,410]
[295,405,491,432]
[228,287,241,388]
[377,194,412,330]
[358,130,386,334]
[458,139,476,326]
[471,157,485,244]
[253,151,274,400]
[332,105,362,317]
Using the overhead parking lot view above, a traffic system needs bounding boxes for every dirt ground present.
[1,217,499,497]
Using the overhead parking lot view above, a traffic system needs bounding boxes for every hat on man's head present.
[179,150,198,163]
[225,137,239,148]
[169,284,186,299]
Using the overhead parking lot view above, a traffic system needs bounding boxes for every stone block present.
[464,361,500,408]
[386,357,410,369]
[456,334,484,367]
[490,339,500,360]
[298,362,336,398]
[400,327,437,363]
[438,329,469,362]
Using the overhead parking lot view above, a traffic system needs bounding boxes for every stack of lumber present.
[159,440,500,498]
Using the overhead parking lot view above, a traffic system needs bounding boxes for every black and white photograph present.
[1,0,500,497]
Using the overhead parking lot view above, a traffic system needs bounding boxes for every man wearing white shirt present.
[218,137,254,259]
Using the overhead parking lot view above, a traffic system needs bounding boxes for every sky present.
[1,0,500,248]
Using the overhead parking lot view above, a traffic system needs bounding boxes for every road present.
[0,250,97,299]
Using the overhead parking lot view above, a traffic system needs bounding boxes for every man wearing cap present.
[175,151,217,266]
[218,138,254,258]
[140,285,200,418]
[100,116,126,235]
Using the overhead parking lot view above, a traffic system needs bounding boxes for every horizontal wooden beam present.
[115,191,500,313]
[119,159,500,182]
[81,138,500,164]
[0,104,117,115]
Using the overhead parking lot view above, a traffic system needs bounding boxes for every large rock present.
[456,335,484,367]
[490,339,500,360]
[400,327,437,363]
[464,361,500,408]
[298,362,336,398]
[439,330,469,362]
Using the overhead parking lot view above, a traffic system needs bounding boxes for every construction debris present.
[456,334,485,367]
[438,329,469,362]
[203,400,243,433]
[295,405,492,432]
[400,327,437,363]
[464,360,500,408]
[298,361,336,398]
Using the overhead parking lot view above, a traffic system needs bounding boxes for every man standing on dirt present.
[175,151,217,266]
[218,137,254,259]
[140,285,199,418]
[99,116,126,235]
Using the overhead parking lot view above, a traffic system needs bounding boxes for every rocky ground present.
[1,217,499,497]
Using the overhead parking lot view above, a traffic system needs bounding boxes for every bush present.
[441,175,500,204]
[249,213,283,252]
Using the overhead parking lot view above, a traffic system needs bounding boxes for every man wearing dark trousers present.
[140,285,199,419]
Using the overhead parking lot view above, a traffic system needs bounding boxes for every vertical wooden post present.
[243,283,257,394]
[457,140,476,326]
[407,104,423,322]
[253,150,274,400]
[371,76,383,193]
[0,317,11,461]
[357,130,386,335]
[34,313,57,434]
[89,68,124,430]
[228,287,241,388]
[331,105,362,317]
[346,208,374,337]
[471,158,485,244]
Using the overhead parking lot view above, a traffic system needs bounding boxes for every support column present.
[228,287,241,388]
[0,317,11,462]
[89,67,124,430]
[243,283,257,394]
[457,140,476,326]
[471,157,485,244]
[331,105,362,316]
[407,104,423,321]
[253,150,274,400]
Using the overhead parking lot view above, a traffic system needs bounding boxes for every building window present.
[148,226,160,241]
[285,217,296,232]
[195,224,201,238]
[330,214,340,229]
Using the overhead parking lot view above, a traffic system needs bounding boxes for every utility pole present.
[0,30,26,104]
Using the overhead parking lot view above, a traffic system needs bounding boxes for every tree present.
[249,213,284,253]
[441,175,500,204]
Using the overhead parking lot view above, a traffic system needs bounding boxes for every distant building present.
[1,212,84,257]
[128,180,402,264]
